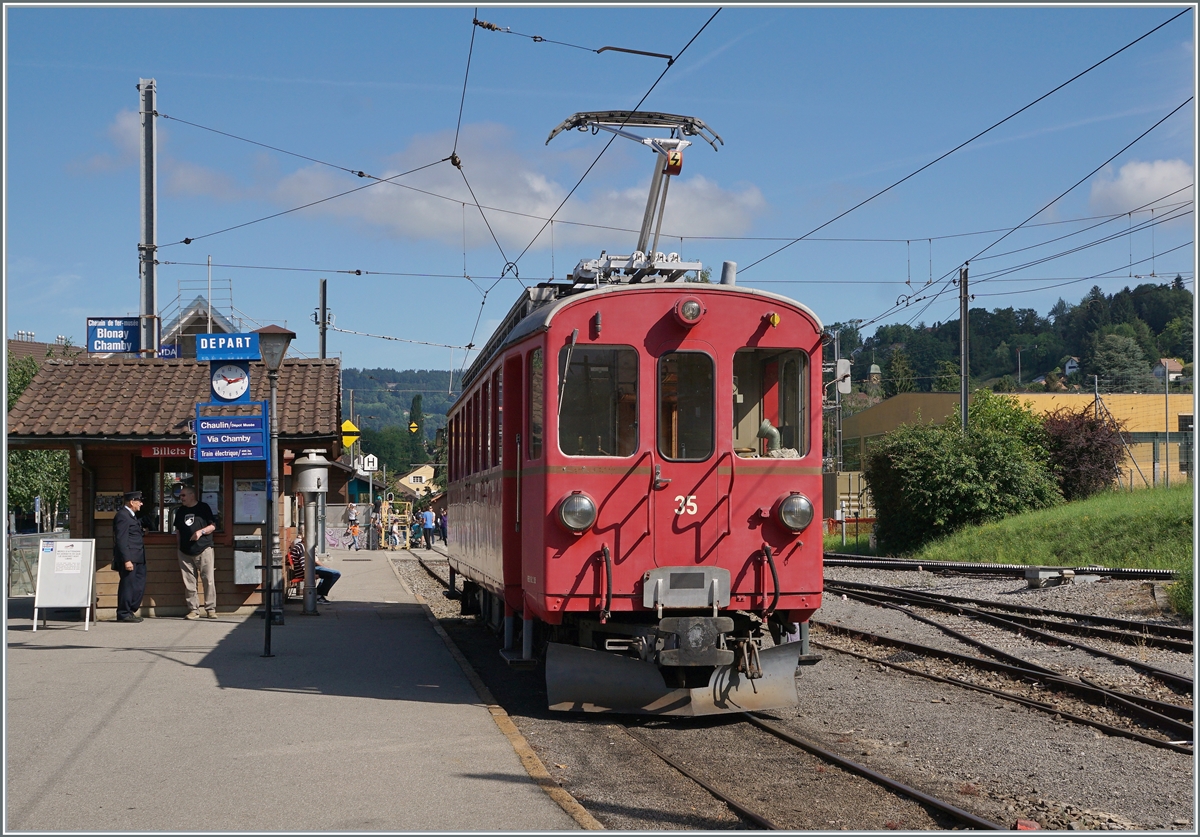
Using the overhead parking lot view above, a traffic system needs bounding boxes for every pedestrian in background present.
[421,507,436,550]
[439,511,448,544]
[172,486,218,619]
[111,490,147,622]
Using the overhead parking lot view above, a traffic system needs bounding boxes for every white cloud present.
[1089,159,1194,214]
[73,108,141,173]
[271,123,766,253]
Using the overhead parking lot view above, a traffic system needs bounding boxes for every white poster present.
[201,492,220,509]
[202,475,220,492]
[235,490,267,524]
[53,542,83,574]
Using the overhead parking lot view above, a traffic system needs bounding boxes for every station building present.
[7,356,343,619]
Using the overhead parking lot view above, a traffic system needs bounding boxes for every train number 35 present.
[674,495,698,516]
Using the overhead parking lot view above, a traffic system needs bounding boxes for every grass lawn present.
[911,483,1193,572]
[822,484,1194,616]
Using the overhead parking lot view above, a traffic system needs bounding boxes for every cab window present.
[658,352,714,461]
[733,349,808,458]
[558,345,638,457]
[528,348,544,459]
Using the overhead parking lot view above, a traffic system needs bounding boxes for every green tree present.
[1158,316,1193,364]
[1091,333,1157,392]
[863,390,1059,553]
[932,359,959,392]
[992,375,1017,392]
[883,348,916,397]
[7,351,70,530]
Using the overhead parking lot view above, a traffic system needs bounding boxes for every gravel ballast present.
[395,552,1194,831]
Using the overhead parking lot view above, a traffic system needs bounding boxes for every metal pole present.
[316,492,327,563]
[304,494,318,614]
[269,374,284,625]
[207,256,213,333]
[319,278,327,359]
[138,78,158,356]
[263,397,274,657]
[1165,369,1170,488]
[959,265,969,433]
[834,331,843,473]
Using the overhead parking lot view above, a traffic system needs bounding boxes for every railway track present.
[827,579,1193,649]
[416,554,1005,829]
[825,581,1193,692]
[824,554,1180,581]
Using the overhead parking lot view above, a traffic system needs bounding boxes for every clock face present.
[211,363,250,400]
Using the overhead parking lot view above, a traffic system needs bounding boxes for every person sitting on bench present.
[288,534,341,603]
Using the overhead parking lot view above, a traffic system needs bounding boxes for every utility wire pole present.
[959,264,969,433]
[318,278,328,358]
[138,78,158,356]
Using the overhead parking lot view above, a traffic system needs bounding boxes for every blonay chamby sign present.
[195,333,260,361]
[87,318,140,353]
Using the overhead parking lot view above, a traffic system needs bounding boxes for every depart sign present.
[195,333,260,361]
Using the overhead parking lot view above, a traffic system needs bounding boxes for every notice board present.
[33,539,96,630]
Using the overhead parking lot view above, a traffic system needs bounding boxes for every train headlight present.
[674,297,705,327]
[777,492,814,532]
[558,492,597,533]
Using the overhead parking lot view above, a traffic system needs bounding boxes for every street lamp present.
[255,324,295,657]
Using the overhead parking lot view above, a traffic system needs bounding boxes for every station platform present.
[5,546,579,832]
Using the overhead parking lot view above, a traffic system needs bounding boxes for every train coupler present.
[734,638,764,680]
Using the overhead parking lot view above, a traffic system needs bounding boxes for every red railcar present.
[446,111,824,715]
[447,275,824,715]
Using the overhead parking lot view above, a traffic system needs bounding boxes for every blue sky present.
[4,4,1195,372]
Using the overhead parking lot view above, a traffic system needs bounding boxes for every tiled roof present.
[8,358,341,441]
[7,339,81,365]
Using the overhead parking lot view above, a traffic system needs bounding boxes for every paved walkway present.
[5,547,578,832]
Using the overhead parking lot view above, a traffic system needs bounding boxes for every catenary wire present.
[327,325,472,351]
[453,9,479,157]
[159,157,450,248]
[737,7,1193,274]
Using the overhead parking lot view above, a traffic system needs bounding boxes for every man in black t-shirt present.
[172,486,218,619]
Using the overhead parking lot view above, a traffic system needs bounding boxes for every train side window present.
[491,369,502,468]
[528,348,544,459]
[732,349,809,458]
[658,352,714,461]
[558,345,638,457]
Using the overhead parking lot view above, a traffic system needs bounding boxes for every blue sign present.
[87,317,140,354]
[197,416,263,432]
[195,403,269,462]
[197,446,266,461]
[196,333,261,361]
[199,431,264,447]
[158,344,180,359]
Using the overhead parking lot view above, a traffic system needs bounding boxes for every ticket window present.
[732,349,808,458]
[133,457,224,533]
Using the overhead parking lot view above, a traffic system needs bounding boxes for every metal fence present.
[7,532,73,597]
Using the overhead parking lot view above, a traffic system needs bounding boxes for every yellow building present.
[841,392,1193,490]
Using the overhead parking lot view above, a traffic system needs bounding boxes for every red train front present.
[448,273,824,715]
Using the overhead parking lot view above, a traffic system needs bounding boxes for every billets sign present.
[87,318,140,354]
[140,444,196,459]
[195,333,260,361]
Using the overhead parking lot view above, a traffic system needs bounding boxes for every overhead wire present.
[326,325,472,351]
[160,157,450,248]
[737,7,1192,275]
[453,9,479,157]
[453,7,722,380]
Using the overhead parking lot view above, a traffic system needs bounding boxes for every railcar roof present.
[503,283,823,349]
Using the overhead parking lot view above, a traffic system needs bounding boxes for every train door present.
[501,353,525,611]
[650,342,724,566]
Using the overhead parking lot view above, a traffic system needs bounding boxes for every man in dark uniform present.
[112,490,147,622]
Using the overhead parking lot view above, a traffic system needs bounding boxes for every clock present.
[211,362,250,401]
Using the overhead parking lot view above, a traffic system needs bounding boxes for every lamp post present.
[255,324,295,657]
